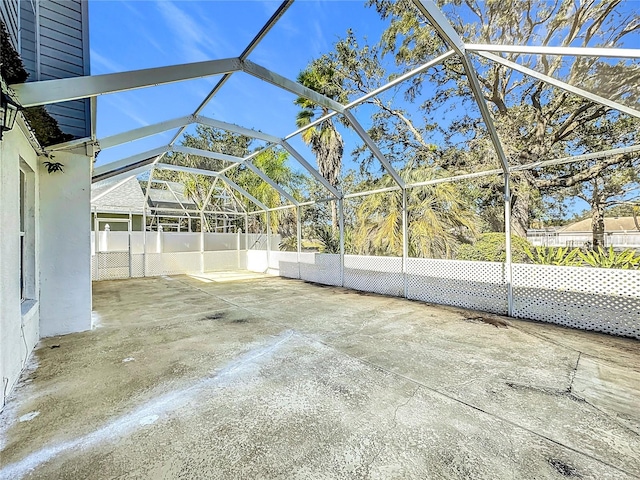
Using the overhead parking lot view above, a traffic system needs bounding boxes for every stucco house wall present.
[0,117,93,407]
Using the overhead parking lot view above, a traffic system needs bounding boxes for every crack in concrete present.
[174,276,638,478]
[568,352,582,395]
[362,385,421,476]
[0,330,296,480]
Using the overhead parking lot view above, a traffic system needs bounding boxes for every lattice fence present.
[512,264,640,338]
[300,253,341,286]
[407,258,508,314]
[344,255,404,297]
[267,251,300,279]
[248,251,639,339]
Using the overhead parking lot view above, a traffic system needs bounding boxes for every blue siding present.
[3,0,91,140]
[0,1,19,50]
[39,0,90,138]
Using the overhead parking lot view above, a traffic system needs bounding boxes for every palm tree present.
[352,166,479,259]
[295,61,347,231]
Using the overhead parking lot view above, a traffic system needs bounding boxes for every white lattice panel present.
[343,255,403,296]
[299,253,341,286]
[203,251,243,271]
[95,252,130,281]
[91,255,97,281]
[267,251,300,279]
[512,264,640,338]
[407,258,508,314]
[247,250,268,273]
[131,254,144,278]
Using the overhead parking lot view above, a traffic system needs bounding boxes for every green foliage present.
[577,246,640,269]
[456,233,532,263]
[350,166,479,259]
[0,20,28,83]
[523,246,581,266]
[23,107,73,147]
[1,20,73,147]
[316,226,340,254]
[279,235,297,252]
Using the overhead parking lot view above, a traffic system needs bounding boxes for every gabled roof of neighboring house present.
[147,181,197,210]
[559,217,640,232]
[91,176,146,215]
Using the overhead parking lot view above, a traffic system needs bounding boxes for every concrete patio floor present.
[1,272,639,479]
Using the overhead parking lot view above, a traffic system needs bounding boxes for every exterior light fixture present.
[0,91,20,140]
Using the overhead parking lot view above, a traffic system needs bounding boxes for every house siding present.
[0,0,19,50]
[2,0,91,139]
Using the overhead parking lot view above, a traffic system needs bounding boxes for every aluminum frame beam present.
[412,0,510,174]
[477,51,640,120]
[98,114,280,152]
[280,140,341,198]
[343,110,404,188]
[466,44,640,59]
[166,1,294,147]
[93,164,154,184]
[195,116,281,144]
[99,116,194,150]
[12,58,241,107]
[241,60,346,113]
[169,146,298,206]
[92,146,168,179]
[243,162,299,206]
[512,144,640,172]
[172,145,241,164]
[154,163,268,211]
[218,175,269,212]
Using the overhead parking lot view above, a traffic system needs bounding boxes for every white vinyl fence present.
[92,232,639,340]
[90,232,278,280]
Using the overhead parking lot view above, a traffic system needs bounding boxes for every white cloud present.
[91,50,125,74]
[155,0,234,62]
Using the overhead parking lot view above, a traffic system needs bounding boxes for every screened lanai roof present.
[9,0,640,215]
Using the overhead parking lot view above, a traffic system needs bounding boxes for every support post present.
[142,207,147,277]
[200,211,205,273]
[504,173,513,316]
[128,210,133,278]
[266,210,271,273]
[338,198,345,287]
[402,188,409,298]
[296,206,302,279]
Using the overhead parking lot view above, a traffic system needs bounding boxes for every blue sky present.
[90,0,640,215]
[90,0,389,171]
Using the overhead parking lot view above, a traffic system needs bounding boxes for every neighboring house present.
[91,177,200,233]
[147,180,198,212]
[146,180,199,231]
[0,0,90,138]
[528,217,640,248]
[91,176,146,232]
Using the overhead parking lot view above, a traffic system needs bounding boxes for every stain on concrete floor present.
[1,272,639,479]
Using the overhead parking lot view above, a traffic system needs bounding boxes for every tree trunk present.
[330,200,338,233]
[510,191,530,238]
[591,180,605,249]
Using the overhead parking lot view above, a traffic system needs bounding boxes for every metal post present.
[128,210,133,278]
[338,198,345,287]
[237,227,241,270]
[266,210,271,272]
[200,211,205,273]
[296,206,302,279]
[504,173,513,316]
[142,207,147,277]
[244,214,249,251]
[402,188,409,298]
